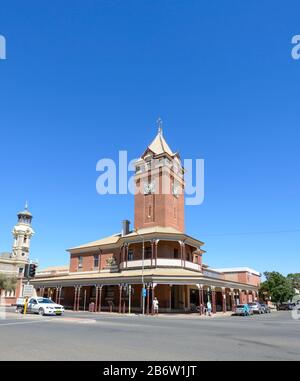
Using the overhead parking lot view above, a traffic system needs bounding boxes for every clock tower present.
[12,203,35,262]
[134,123,185,232]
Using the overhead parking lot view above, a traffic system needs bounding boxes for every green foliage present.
[287,273,300,291]
[259,271,295,304]
[0,273,17,292]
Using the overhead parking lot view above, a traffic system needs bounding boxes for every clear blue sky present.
[0,1,299,275]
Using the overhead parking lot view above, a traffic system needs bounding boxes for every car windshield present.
[248,303,257,306]
[237,305,244,308]
[37,298,55,304]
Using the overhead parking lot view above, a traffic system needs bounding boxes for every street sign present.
[23,285,34,298]
[142,288,147,298]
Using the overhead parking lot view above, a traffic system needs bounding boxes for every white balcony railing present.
[120,258,202,272]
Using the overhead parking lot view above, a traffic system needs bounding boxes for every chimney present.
[122,220,130,236]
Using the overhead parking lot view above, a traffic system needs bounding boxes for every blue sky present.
[0,1,299,275]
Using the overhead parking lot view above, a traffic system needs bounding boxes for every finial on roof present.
[25,201,28,210]
[156,117,163,136]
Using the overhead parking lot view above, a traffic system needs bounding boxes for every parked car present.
[234,304,253,316]
[248,302,264,314]
[260,303,271,313]
[277,303,296,311]
[19,297,64,316]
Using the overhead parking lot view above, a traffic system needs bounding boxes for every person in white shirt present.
[152,297,159,315]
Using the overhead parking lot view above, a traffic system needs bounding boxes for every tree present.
[259,271,294,304]
[0,273,17,296]
[287,273,300,291]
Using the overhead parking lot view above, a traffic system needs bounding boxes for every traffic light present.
[24,263,37,279]
[28,263,37,278]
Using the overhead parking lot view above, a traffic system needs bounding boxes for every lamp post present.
[134,228,145,315]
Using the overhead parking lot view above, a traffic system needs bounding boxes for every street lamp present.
[134,228,145,315]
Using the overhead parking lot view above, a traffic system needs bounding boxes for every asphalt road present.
[0,308,299,361]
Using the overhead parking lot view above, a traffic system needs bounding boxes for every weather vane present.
[157,117,163,135]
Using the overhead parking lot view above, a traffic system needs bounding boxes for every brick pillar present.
[123,292,126,314]
[55,287,59,303]
[212,287,217,314]
[231,289,235,312]
[169,285,172,312]
[239,290,243,304]
[77,286,81,311]
[73,286,78,311]
[98,286,103,312]
[222,288,227,313]
[119,285,123,313]
[15,276,23,298]
[58,287,62,305]
[95,285,99,312]
[151,241,154,267]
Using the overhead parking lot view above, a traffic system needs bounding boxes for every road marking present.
[0,319,54,327]
[53,318,97,324]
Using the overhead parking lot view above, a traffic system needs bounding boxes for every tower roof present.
[142,121,177,159]
[148,130,175,157]
[17,202,32,218]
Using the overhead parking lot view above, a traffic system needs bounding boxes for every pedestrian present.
[206,301,212,316]
[243,303,249,316]
[152,297,159,315]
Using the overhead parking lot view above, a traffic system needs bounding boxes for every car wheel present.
[38,308,45,316]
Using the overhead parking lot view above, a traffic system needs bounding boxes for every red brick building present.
[32,129,260,314]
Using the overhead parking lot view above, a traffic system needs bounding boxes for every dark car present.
[277,303,296,311]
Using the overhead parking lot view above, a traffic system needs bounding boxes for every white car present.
[25,297,64,316]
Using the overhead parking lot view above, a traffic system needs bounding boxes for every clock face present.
[172,183,179,197]
[144,182,155,194]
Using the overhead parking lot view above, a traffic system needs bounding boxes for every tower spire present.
[156,117,163,136]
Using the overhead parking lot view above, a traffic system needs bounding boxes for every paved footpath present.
[0,308,299,361]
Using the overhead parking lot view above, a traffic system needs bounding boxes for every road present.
[0,308,299,361]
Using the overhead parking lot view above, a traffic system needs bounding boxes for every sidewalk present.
[66,310,234,319]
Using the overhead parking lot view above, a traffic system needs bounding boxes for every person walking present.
[206,301,212,316]
[243,303,250,316]
[152,297,159,316]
